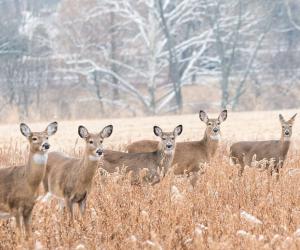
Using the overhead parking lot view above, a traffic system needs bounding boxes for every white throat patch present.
[89,155,100,161]
[33,153,48,165]
[210,134,221,141]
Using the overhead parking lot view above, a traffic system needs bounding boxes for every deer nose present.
[166,144,172,149]
[43,143,50,150]
[96,149,103,156]
[213,128,218,133]
[285,131,290,136]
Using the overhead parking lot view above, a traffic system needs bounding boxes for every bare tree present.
[202,0,272,109]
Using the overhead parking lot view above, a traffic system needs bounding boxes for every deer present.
[126,110,227,175]
[230,113,297,177]
[43,125,113,221]
[102,125,183,184]
[0,122,58,239]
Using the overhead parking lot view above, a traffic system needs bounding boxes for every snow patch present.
[294,228,300,237]
[35,240,43,250]
[195,224,208,236]
[240,210,263,225]
[288,168,300,176]
[75,244,86,250]
[170,185,184,203]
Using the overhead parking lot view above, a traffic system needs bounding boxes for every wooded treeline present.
[0,0,300,121]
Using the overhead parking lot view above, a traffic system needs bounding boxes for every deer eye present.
[32,137,37,141]
[217,122,220,125]
[162,137,166,140]
[171,137,175,140]
[89,140,94,144]
[208,122,212,126]
[100,140,103,143]
[46,137,49,140]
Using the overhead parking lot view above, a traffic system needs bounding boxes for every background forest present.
[1,0,300,121]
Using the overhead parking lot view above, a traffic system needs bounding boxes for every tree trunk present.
[110,12,119,101]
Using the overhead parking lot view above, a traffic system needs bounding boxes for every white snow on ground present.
[195,224,208,236]
[294,228,300,237]
[170,185,185,203]
[240,210,263,225]
[288,168,300,176]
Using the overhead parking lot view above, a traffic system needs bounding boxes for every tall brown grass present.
[1,110,300,249]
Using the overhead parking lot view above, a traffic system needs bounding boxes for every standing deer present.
[230,113,297,177]
[43,125,113,221]
[103,125,183,184]
[127,110,227,174]
[0,122,58,238]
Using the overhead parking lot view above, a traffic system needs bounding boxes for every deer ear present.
[289,113,297,124]
[78,125,89,138]
[218,110,227,122]
[153,126,163,137]
[173,125,183,136]
[279,114,285,123]
[20,123,32,138]
[100,125,113,138]
[46,122,58,136]
[199,110,208,123]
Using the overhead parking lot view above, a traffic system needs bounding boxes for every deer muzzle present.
[96,149,103,156]
[41,142,50,151]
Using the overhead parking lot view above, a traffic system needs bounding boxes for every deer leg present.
[14,212,23,241]
[23,207,33,240]
[15,213,21,231]
[238,163,245,177]
[65,199,74,222]
[79,196,87,218]
[274,165,280,181]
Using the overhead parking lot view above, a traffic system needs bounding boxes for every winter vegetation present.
[0,110,300,249]
[1,0,300,248]
[0,0,300,121]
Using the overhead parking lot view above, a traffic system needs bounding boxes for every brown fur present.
[103,125,182,184]
[43,125,113,220]
[127,110,227,174]
[0,122,57,238]
[230,113,297,177]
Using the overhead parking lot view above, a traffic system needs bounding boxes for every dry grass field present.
[1,109,300,249]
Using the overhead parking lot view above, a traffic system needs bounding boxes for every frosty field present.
[1,109,300,249]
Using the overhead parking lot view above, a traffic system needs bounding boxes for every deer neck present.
[280,134,291,159]
[202,130,220,158]
[26,150,48,190]
[79,150,100,185]
[156,143,175,173]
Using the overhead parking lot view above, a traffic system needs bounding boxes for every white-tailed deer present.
[103,125,183,184]
[230,113,297,177]
[43,125,113,221]
[0,122,58,238]
[127,110,227,174]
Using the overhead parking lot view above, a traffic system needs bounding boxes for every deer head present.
[199,110,227,140]
[153,125,183,154]
[78,125,113,160]
[279,113,297,141]
[20,122,58,155]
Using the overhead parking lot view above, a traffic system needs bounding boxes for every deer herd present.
[0,110,297,239]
